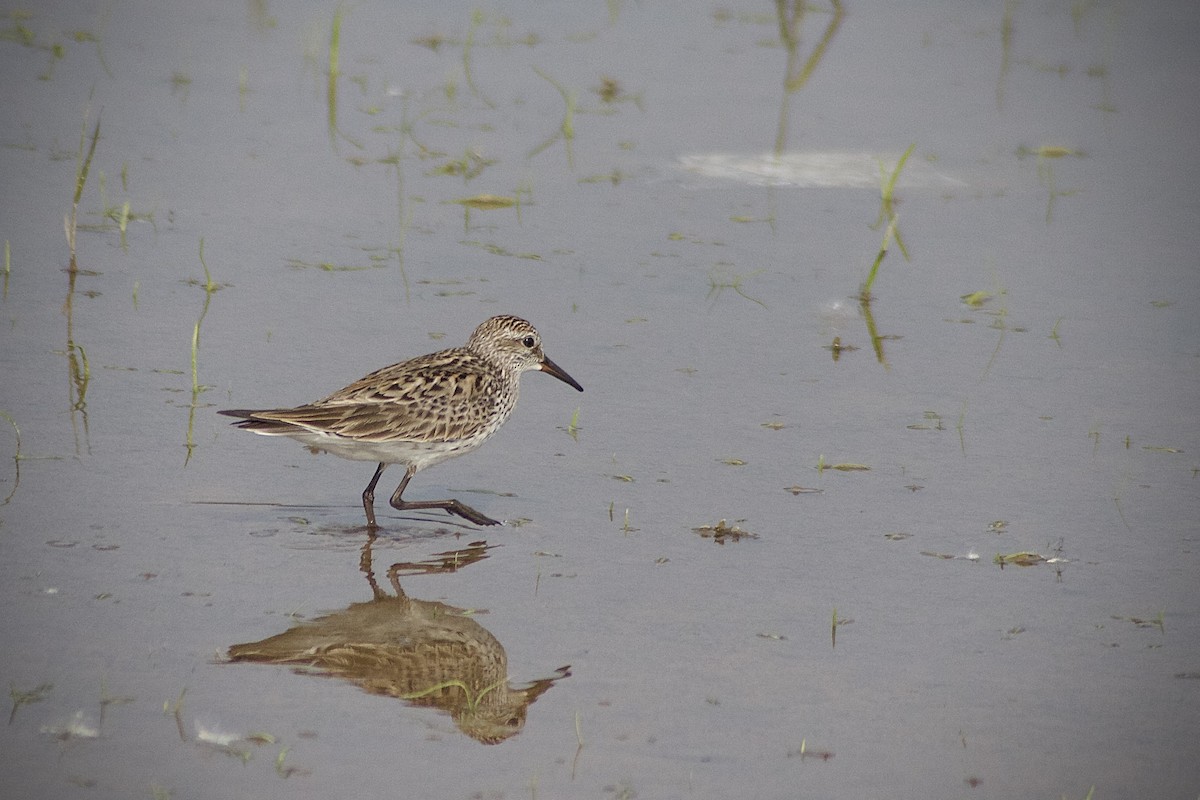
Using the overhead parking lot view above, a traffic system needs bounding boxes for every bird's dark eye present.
[522,336,536,348]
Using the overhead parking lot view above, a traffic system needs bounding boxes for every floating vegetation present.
[607,503,637,533]
[993,551,1068,568]
[692,519,758,544]
[276,745,309,778]
[9,682,53,724]
[993,551,1042,566]
[460,241,541,260]
[75,167,157,248]
[967,282,1019,379]
[412,32,452,51]
[906,410,945,431]
[450,184,532,229]
[1016,144,1086,160]
[2,11,111,80]
[827,335,858,360]
[593,75,644,110]
[169,70,192,99]
[1021,144,1084,223]
[578,169,626,185]
[98,679,134,729]
[429,149,496,180]
[1,12,37,48]
[285,258,378,272]
[1112,612,1166,633]
[816,458,870,472]
[784,485,822,495]
[707,265,766,308]
[451,193,518,209]
[596,76,620,103]
[786,738,835,760]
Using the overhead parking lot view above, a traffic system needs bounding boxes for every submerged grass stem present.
[528,67,577,167]
[463,10,496,109]
[0,408,22,505]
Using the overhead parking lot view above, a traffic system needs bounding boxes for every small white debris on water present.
[41,711,99,740]
[195,722,242,747]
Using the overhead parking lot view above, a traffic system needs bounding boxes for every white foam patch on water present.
[195,721,242,747]
[678,152,966,189]
[41,711,99,740]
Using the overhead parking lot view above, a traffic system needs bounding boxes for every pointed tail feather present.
[218,408,302,434]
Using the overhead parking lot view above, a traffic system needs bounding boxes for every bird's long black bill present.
[539,355,583,392]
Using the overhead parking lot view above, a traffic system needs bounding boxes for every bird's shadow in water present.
[227,533,570,744]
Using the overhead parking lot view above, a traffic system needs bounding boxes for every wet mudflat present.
[1,2,1198,798]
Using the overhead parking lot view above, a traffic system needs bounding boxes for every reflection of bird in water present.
[228,537,568,744]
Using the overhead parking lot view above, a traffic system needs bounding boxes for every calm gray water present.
[2,2,1198,798]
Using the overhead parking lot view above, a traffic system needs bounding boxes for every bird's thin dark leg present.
[362,462,387,529]
[388,465,502,526]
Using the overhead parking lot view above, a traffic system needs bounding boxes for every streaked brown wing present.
[240,349,503,443]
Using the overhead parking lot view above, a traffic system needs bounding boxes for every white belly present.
[248,427,487,472]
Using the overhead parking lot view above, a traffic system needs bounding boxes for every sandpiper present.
[219,315,583,527]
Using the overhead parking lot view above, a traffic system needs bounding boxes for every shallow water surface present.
[2,2,1198,798]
